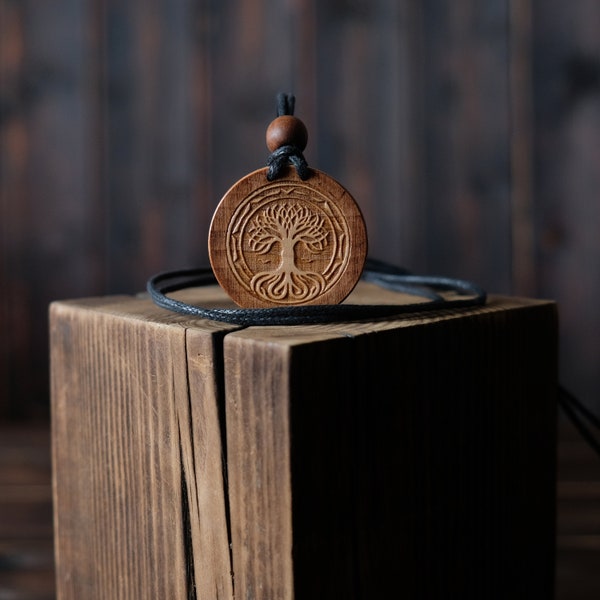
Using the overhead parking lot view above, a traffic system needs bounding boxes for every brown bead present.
[266,115,308,152]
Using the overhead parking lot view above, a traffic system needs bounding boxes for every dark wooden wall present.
[1,0,599,420]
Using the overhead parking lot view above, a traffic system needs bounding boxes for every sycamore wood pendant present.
[208,98,367,309]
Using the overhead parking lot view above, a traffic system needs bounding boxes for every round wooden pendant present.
[208,166,368,308]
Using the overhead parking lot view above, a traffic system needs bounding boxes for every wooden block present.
[50,285,558,599]
[50,293,239,600]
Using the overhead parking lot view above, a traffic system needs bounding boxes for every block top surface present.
[50,282,556,348]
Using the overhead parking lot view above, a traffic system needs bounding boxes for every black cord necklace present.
[146,257,487,327]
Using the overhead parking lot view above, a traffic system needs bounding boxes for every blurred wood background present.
[1,0,599,420]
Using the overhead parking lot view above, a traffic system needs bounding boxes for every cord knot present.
[266,93,311,181]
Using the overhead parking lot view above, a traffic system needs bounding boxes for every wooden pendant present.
[208,110,368,309]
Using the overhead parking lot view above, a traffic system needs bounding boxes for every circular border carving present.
[208,167,367,308]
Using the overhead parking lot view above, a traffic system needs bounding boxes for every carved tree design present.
[247,202,328,302]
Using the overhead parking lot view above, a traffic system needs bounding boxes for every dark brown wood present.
[419,1,513,292]
[1,0,600,422]
[224,293,558,599]
[0,425,55,600]
[532,0,600,416]
[509,0,536,297]
[51,284,558,598]
[555,417,600,600]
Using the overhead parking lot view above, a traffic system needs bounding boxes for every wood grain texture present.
[223,289,558,598]
[209,166,367,307]
[179,326,235,600]
[50,285,558,598]
[50,294,238,599]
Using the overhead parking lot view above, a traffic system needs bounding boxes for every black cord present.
[267,145,310,181]
[558,385,600,458]
[267,92,310,181]
[146,258,600,460]
[276,93,295,117]
[146,258,487,327]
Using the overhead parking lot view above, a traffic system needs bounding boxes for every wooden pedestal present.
[50,283,558,599]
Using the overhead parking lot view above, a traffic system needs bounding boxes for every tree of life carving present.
[246,201,329,302]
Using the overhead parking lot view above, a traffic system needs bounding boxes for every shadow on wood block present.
[50,284,557,599]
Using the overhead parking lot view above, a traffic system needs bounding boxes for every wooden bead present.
[266,116,308,152]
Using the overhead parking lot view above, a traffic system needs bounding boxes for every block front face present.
[223,297,558,599]
[51,303,185,598]
[51,289,558,600]
[224,337,295,600]
[287,303,557,599]
[50,297,236,600]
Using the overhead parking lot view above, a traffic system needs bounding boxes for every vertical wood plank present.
[51,299,189,598]
[313,1,425,270]
[371,2,426,270]
[532,0,600,413]
[0,0,28,418]
[419,0,513,292]
[509,0,536,296]
[222,292,558,599]
[21,0,103,296]
[51,294,238,598]
[102,0,213,289]
[1,0,104,419]
[224,334,295,600]
[178,327,235,600]
[190,0,218,265]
